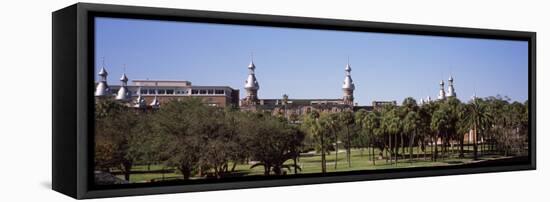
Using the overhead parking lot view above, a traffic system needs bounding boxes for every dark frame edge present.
[52,3,78,199]
[529,32,536,170]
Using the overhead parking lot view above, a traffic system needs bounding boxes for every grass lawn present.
[116,144,508,183]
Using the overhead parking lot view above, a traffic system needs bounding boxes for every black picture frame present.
[52,2,536,199]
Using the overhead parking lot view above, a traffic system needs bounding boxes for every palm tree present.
[404,111,421,161]
[402,97,418,161]
[382,107,400,164]
[363,111,381,165]
[338,111,355,168]
[444,97,462,156]
[355,109,368,158]
[326,113,341,169]
[464,98,492,160]
[431,104,451,161]
[302,111,327,173]
[457,104,469,158]
[418,103,435,160]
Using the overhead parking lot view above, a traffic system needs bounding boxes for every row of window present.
[135,88,227,95]
[190,89,226,95]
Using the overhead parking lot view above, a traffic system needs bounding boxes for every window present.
[140,89,148,94]
[166,89,174,94]
[158,89,166,94]
[199,90,207,94]
[207,89,214,94]
[215,89,225,94]
[148,89,156,94]
[191,89,199,94]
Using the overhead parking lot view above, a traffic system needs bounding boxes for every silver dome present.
[342,63,355,90]
[248,61,256,70]
[244,60,259,90]
[95,66,110,97]
[134,87,146,108]
[120,73,128,82]
[115,73,131,101]
[150,96,160,108]
[438,80,446,100]
[94,82,110,97]
[98,66,108,77]
[115,86,131,101]
[447,76,456,98]
[245,74,259,90]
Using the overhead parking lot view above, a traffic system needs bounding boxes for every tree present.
[456,103,470,158]
[338,111,355,167]
[463,98,492,160]
[302,111,327,173]
[401,97,419,161]
[244,113,304,176]
[362,111,381,165]
[95,99,150,181]
[326,113,341,169]
[354,109,369,159]
[418,103,435,160]
[403,110,421,161]
[431,104,451,161]
[153,98,204,180]
[382,106,400,164]
[444,97,462,156]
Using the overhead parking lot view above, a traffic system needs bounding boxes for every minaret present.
[437,80,446,100]
[447,75,456,98]
[243,57,260,105]
[134,86,146,109]
[115,70,131,102]
[94,59,110,97]
[150,82,160,108]
[342,62,355,106]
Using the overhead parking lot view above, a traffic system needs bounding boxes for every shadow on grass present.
[444,161,464,165]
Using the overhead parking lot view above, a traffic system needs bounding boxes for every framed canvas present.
[52,3,536,199]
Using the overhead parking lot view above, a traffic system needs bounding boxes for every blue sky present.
[95,17,528,105]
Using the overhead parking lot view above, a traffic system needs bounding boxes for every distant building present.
[95,58,462,114]
[372,101,397,109]
[420,75,457,105]
[94,65,239,108]
[239,58,357,116]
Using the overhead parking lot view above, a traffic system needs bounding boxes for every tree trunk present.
[409,131,415,162]
[293,156,298,174]
[181,167,191,180]
[372,145,376,166]
[389,135,392,164]
[321,133,326,173]
[473,124,478,160]
[122,161,132,181]
[335,138,338,170]
[394,133,398,163]
[346,126,351,168]
[401,133,406,159]
[459,135,465,158]
[433,135,438,161]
